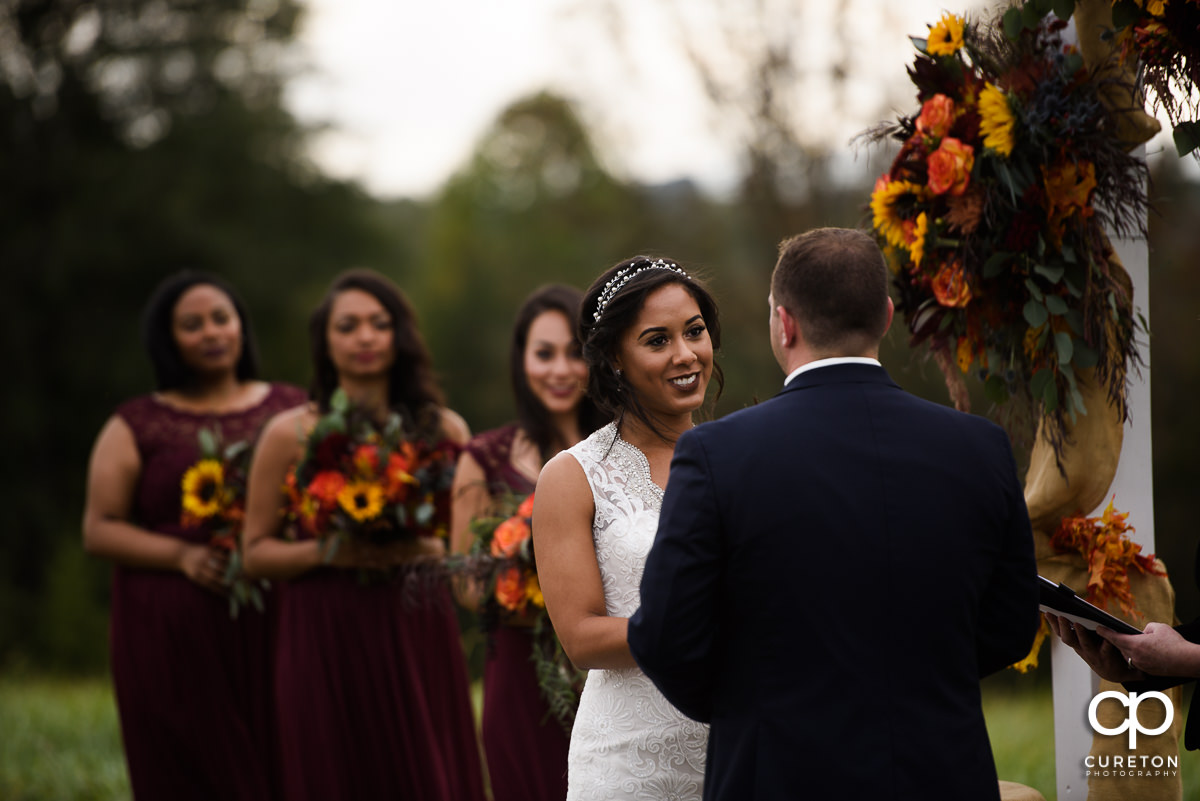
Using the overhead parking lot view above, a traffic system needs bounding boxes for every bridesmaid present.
[242,268,486,801]
[83,270,305,801]
[449,284,606,801]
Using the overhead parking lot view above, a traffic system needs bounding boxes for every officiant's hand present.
[1044,613,1143,682]
[1098,622,1200,680]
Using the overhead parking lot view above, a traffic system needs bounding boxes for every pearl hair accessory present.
[592,258,689,324]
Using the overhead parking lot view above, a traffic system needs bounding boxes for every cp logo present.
[1088,691,1174,748]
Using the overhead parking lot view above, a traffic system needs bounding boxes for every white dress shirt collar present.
[784,357,882,387]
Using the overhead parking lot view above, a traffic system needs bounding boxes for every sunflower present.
[978,83,1015,157]
[870,177,925,250]
[525,573,545,608]
[337,480,386,522]
[909,212,929,269]
[927,13,965,56]
[181,459,225,519]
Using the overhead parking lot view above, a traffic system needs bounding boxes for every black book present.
[1038,575,1143,636]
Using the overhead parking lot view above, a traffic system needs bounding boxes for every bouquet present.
[865,11,1147,463]
[468,491,585,731]
[284,389,458,563]
[1105,0,1200,154]
[180,427,267,618]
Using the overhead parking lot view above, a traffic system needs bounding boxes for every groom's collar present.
[783,357,882,387]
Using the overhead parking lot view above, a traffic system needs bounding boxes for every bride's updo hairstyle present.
[579,256,723,438]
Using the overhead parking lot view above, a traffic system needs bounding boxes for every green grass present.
[983,675,1200,801]
[2,671,1198,800]
[0,674,130,801]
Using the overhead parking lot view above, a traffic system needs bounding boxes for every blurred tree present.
[419,92,660,430]
[0,0,397,668]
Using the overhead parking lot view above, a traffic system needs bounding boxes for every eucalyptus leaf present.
[1070,382,1087,419]
[1045,295,1069,315]
[996,161,1019,202]
[1023,299,1049,328]
[1034,264,1065,283]
[1065,310,1084,335]
[416,503,435,527]
[1063,52,1084,75]
[1174,122,1200,158]
[1003,7,1024,39]
[911,36,929,53]
[1055,331,1074,364]
[224,440,249,462]
[1051,0,1076,21]
[1043,379,1059,412]
[1073,341,1100,369]
[1034,0,1053,15]
[322,536,340,564]
[983,252,1012,279]
[1022,2,1043,29]
[1031,368,1053,399]
[330,388,350,414]
[985,374,1010,404]
[1112,0,1142,28]
[1061,244,1077,264]
[1024,278,1045,302]
[198,428,218,458]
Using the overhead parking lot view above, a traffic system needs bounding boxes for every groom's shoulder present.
[690,393,786,443]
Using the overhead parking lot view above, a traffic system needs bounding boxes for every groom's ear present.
[777,304,798,349]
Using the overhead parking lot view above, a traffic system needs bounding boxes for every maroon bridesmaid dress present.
[466,424,571,801]
[272,438,487,801]
[110,382,306,801]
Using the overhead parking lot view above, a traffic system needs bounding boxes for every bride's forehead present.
[629,284,700,324]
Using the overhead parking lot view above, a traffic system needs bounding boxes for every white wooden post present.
[1050,187,1155,799]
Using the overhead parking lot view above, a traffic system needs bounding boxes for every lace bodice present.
[568,423,664,618]
[563,423,707,801]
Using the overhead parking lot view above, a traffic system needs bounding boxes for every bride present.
[533,256,722,800]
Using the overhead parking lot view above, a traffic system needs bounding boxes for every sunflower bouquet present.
[180,427,267,618]
[468,491,584,731]
[284,389,458,562]
[866,10,1147,462]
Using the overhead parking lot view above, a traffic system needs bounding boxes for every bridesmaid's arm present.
[82,415,228,592]
[440,407,471,446]
[241,409,327,580]
[448,450,489,610]
[449,451,489,556]
[533,451,637,670]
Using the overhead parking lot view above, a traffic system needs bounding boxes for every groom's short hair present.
[772,227,890,352]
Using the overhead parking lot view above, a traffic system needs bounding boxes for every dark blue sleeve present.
[627,428,722,723]
[975,425,1041,676]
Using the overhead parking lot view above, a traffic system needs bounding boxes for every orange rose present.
[495,565,526,611]
[916,94,956,139]
[491,515,531,558]
[932,261,972,307]
[516,493,535,519]
[352,444,380,478]
[307,470,348,508]
[927,137,974,196]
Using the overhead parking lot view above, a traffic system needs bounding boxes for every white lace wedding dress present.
[564,423,709,801]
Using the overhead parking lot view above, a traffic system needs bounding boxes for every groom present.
[628,227,1040,800]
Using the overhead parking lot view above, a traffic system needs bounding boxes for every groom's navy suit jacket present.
[628,363,1039,801]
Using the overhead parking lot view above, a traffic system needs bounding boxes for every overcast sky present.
[283,0,1186,200]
